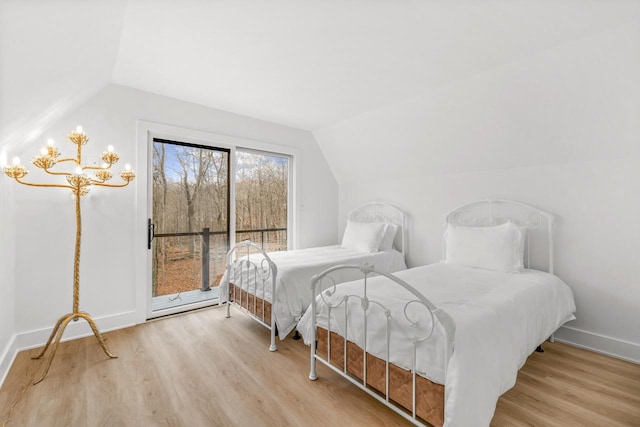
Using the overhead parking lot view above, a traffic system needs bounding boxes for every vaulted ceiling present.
[1,0,638,151]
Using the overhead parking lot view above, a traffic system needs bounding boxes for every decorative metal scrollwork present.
[401,299,436,343]
[319,275,339,306]
[527,211,543,229]
[361,263,374,275]
[348,202,403,225]
[449,208,473,226]
[315,265,439,344]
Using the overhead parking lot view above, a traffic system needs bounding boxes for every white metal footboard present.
[307,264,455,427]
[225,240,278,351]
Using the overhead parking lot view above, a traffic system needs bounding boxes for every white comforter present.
[297,262,576,427]
[220,245,407,339]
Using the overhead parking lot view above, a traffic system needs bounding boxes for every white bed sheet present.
[220,245,407,339]
[297,262,576,427]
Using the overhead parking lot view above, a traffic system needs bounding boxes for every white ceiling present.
[1,0,639,149]
[0,0,127,151]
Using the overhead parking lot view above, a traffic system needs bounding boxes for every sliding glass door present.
[146,140,292,318]
[150,138,229,316]
[235,149,290,252]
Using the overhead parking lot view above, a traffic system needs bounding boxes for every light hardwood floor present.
[1,305,639,426]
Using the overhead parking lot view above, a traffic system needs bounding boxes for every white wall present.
[0,0,127,151]
[0,162,17,385]
[315,22,640,362]
[11,84,338,346]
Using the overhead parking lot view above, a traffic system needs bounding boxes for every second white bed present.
[298,262,575,426]
[220,201,408,350]
[221,244,406,338]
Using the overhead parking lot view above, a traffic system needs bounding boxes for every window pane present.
[235,150,289,251]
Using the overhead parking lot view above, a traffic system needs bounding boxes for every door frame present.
[134,121,298,323]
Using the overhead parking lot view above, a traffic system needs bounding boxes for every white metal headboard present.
[348,202,407,256]
[445,198,555,274]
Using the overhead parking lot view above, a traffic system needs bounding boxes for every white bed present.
[298,198,576,427]
[220,202,408,351]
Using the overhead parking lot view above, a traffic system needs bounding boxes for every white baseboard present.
[0,334,18,389]
[555,325,640,364]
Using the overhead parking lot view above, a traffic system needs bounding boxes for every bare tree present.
[152,144,288,296]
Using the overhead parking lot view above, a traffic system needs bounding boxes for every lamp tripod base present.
[31,311,117,384]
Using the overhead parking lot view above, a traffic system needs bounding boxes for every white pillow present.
[341,221,388,253]
[378,223,398,251]
[444,221,526,273]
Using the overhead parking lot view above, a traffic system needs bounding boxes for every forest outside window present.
[149,138,291,314]
[235,149,290,252]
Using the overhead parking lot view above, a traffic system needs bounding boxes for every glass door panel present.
[150,138,229,315]
[235,149,289,252]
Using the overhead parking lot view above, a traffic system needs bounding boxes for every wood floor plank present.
[1,305,639,426]
[492,343,640,426]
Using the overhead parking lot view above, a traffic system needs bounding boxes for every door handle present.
[148,218,155,249]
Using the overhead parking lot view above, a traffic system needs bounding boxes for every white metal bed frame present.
[224,201,407,352]
[445,197,555,274]
[225,240,279,351]
[307,198,556,426]
[347,201,407,257]
[308,264,455,426]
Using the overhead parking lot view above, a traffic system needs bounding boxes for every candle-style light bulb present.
[119,163,135,182]
[47,139,55,147]
[75,166,83,175]
[76,126,83,134]
[101,162,109,169]
[40,147,48,155]
[107,145,114,152]
[12,156,20,165]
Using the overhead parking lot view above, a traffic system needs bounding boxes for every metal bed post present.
[309,274,318,380]
[225,248,233,319]
[269,262,278,351]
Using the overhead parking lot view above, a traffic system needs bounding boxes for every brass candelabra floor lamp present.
[3,126,135,384]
